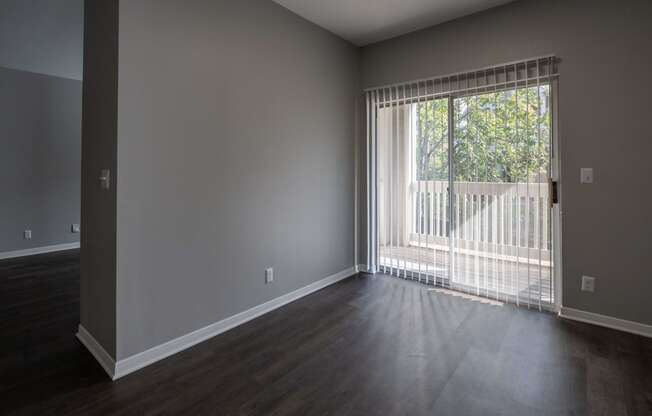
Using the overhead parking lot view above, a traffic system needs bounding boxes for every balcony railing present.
[409,180,551,263]
[378,180,554,306]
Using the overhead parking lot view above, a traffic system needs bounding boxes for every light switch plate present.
[99,169,111,190]
[580,168,593,184]
[581,275,596,292]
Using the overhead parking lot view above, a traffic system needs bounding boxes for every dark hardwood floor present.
[1,251,651,415]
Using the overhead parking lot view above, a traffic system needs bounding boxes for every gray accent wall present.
[360,0,652,325]
[0,0,84,80]
[0,66,81,253]
[80,0,119,358]
[81,0,359,359]
[0,0,83,254]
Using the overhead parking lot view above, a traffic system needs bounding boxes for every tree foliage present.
[416,85,550,183]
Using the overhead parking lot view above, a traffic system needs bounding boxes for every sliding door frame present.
[446,96,455,288]
[444,81,562,311]
[551,79,562,312]
[364,71,562,312]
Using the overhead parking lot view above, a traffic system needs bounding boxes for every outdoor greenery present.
[416,85,551,183]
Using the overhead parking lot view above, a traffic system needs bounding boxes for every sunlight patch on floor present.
[427,287,504,307]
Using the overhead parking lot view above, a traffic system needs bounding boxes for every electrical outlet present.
[71,224,81,233]
[24,230,32,240]
[581,275,596,292]
[265,267,274,284]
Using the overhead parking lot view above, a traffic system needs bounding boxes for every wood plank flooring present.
[1,250,651,415]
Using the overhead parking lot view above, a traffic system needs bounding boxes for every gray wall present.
[80,0,119,358]
[361,0,652,325]
[0,0,83,254]
[0,66,81,253]
[113,0,359,358]
[0,0,84,80]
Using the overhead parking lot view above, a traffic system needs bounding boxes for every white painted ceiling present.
[273,0,516,46]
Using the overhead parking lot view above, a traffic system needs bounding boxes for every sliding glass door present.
[371,58,557,309]
[449,84,553,308]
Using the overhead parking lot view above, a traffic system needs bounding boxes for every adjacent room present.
[1,0,651,414]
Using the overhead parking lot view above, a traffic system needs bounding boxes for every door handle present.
[548,178,558,208]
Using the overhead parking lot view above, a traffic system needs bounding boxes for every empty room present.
[2,0,651,414]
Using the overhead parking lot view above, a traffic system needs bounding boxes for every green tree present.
[415,85,550,183]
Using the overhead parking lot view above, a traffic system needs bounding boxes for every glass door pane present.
[377,96,449,284]
[372,78,555,310]
[451,84,553,307]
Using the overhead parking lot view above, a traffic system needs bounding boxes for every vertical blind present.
[365,56,559,310]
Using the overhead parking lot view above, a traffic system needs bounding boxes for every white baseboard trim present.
[105,266,357,380]
[0,242,80,260]
[559,306,652,339]
[76,324,117,380]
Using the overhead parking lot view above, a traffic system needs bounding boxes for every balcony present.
[378,180,553,309]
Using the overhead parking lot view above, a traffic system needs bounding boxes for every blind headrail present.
[363,54,559,95]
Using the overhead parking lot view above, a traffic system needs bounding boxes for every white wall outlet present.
[581,275,596,292]
[71,224,81,233]
[265,267,274,284]
[580,168,593,184]
[24,230,32,240]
